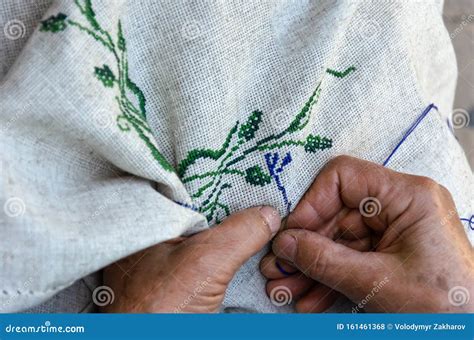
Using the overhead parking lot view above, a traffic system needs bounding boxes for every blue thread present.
[383,103,438,167]
[275,261,298,276]
[383,103,472,231]
[174,200,200,212]
[265,152,292,214]
[460,215,474,231]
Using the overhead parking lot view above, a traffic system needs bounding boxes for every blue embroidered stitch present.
[265,152,293,215]
[383,103,438,167]
[460,215,474,231]
[383,103,472,231]
[175,201,200,212]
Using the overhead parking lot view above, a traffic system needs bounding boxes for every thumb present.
[272,229,383,299]
[189,206,281,274]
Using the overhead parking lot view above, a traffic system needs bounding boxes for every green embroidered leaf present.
[94,65,115,88]
[83,0,100,30]
[178,122,239,178]
[245,165,271,186]
[238,110,263,141]
[326,66,356,78]
[126,77,146,118]
[304,134,332,152]
[117,21,126,51]
[286,85,321,133]
[40,13,68,32]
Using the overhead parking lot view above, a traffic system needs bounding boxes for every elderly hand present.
[103,206,280,312]
[261,156,474,313]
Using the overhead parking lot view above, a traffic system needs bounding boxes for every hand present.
[104,206,280,312]
[261,155,474,312]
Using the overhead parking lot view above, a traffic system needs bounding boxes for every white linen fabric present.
[1,0,472,313]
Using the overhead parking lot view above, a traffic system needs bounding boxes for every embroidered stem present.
[41,2,174,172]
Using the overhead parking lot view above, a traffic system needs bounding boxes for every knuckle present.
[415,176,440,193]
[298,244,329,280]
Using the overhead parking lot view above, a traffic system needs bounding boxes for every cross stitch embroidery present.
[40,0,355,223]
[40,0,174,172]
[179,67,355,222]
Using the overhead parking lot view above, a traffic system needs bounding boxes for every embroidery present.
[180,67,355,222]
[460,215,474,231]
[383,104,438,167]
[40,0,174,172]
[40,1,356,222]
[265,152,293,214]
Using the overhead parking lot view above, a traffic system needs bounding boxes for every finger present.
[286,155,415,234]
[335,209,370,240]
[336,237,372,252]
[260,253,297,279]
[184,206,281,274]
[272,229,386,299]
[266,275,314,302]
[295,284,340,313]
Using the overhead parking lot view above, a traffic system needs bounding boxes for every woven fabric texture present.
[0,0,472,313]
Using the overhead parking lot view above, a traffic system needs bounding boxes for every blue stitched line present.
[460,215,474,231]
[383,103,438,167]
[174,201,200,212]
[275,261,298,276]
[383,103,472,231]
[265,152,292,214]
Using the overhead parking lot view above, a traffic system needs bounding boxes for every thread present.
[383,103,438,167]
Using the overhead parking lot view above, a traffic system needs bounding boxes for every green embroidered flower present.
[238,110,262,141]
[94,65,115,88]
[40,13,68,33]
[304,134,332,152]
[245,165,271,186]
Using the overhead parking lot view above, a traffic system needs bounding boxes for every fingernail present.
[259,206,280,237]
[275,233,297,261]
